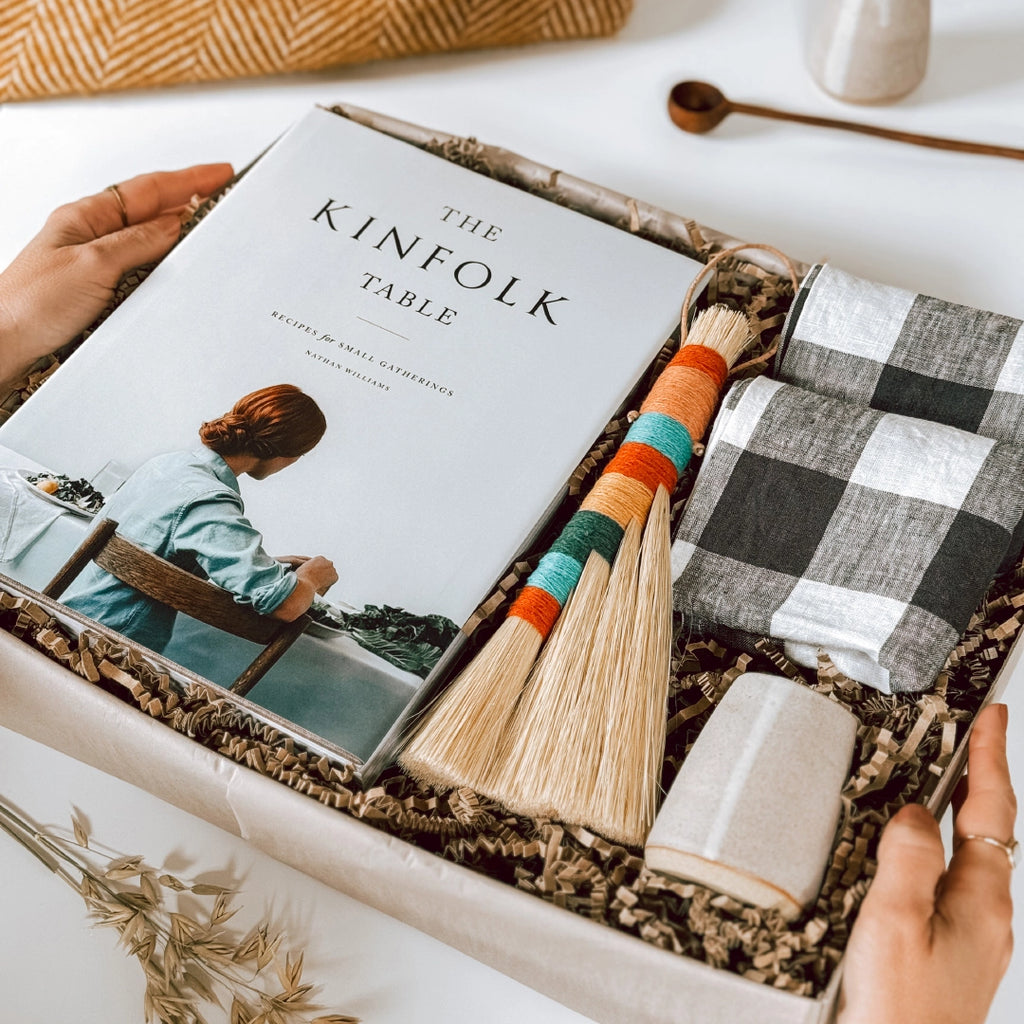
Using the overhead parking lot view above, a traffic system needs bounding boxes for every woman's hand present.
[299,555,339,596]
[272,556,339,621]
[0,163,234,390]
[277,555,339,595]
[838,702,1017,1024]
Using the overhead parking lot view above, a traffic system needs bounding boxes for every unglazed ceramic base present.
[644,846,804,920]
[645,672,859,920]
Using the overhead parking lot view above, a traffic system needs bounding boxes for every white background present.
[0,1,1021,1021]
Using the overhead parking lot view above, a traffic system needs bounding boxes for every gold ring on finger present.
[106,183,129,228]
[956,833,1021,870]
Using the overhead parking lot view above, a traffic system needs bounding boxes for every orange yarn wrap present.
[594,342,728,499]
[509,585,563,636]
[603,442,678,494]
[668,344,729,390]
[640,345,728,442]
[581,473,653,527]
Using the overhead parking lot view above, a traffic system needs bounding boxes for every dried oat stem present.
[0,797,357,1024]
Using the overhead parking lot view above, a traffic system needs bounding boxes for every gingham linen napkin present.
[775,263,1024,441]
[670,376,1024,693]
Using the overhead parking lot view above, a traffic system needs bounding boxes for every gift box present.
[1,105,1018,1024]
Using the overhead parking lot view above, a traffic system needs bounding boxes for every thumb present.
[865,804,946,920]
[87,213,182,280]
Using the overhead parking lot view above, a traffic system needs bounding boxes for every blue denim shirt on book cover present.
[64,447,297,652]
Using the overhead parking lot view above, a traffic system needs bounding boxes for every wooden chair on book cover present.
[43,518,310,697]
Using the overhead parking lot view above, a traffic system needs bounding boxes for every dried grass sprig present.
[0,798,357,1024]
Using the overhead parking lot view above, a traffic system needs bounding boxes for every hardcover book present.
[0,106,704,779]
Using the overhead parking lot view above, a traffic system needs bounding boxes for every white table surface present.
[1,1,1021,1021]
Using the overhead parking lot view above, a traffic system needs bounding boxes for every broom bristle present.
[402,312,739,807]
[683,304,751,368]
[485,550,611,816]
[545,517,642,825]
[399,615,542,792]
[590,484,673,846]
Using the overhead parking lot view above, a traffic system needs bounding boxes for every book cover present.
[0,106,703,775]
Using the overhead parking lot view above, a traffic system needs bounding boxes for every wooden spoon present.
[668,80,1024,161]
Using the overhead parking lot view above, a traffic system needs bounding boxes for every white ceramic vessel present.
[645,672,860,920]
[804,0,931,103]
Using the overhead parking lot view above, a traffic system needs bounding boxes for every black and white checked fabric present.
[671,376,1024,693]
[776,263,1024,442]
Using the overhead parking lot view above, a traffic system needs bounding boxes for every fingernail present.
[892,802,935,827]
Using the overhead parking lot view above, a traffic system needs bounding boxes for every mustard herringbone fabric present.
[0,0,633,101]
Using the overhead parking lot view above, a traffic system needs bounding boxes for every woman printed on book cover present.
[63,383,338,651]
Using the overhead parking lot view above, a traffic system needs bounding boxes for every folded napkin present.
[0,471,63,563]
[671,377,1024,693]
[776,263,1024,442]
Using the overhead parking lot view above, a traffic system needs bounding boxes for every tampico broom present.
[400,302,751,804]
[485,485,672,846]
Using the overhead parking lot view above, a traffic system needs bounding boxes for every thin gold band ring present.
[956,834,1021,870]
[106,183,129,228]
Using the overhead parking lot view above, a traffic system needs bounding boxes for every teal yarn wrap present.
[624,412,694,474]
[550,509,624,568]
[527,551,583,606]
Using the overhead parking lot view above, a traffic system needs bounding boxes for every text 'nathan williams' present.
[269,311,455,397]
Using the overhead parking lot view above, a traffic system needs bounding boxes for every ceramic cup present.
[645,672,859,920]
[804,0,931,104]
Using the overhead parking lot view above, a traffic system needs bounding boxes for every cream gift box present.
[2,582,1018,1024]
[1,105,1019,1024]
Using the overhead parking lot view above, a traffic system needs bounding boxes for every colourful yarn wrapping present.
[509,343,729,638]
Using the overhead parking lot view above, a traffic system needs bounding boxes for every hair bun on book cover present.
[199,385,326,459]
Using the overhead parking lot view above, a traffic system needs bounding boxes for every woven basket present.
[0,0,633,102]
